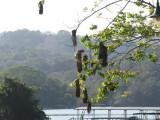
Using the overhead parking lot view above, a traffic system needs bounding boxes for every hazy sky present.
[0,0,95,35]
[0,0,154,35]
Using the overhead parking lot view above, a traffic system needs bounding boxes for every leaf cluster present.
[0,77,48,120]
[73,0,160,105]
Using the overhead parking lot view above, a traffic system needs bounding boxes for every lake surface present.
[44,109,157,120]
[44,109,77,120]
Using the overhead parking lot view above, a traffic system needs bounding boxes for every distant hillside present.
[0,65,47,86]
[0,29,81,108]
[0,65,76,108]
[0,29,84,55]
[0,29,160,108]
[0,29,81,77]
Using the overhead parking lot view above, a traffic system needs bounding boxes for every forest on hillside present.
[0,29,159,108]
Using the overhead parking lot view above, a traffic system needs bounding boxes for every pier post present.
[140,110,143,120]
[77,110,79,120]
[93,109,95,118]
[124,110,127,119]
[108,110,111,120]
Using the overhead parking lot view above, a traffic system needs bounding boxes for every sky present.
[0,0,155,35]
[0,0,95,35]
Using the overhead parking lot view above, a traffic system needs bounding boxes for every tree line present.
[0,30,159,108]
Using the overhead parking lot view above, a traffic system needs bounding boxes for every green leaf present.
[83,7,88,12]
[147,53,158,62]
[98,71,105,78]
[90,25,98,30]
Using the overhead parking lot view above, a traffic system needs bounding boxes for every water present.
[44,109,135,120]
[44,109,77,120]
[44,109,158,120]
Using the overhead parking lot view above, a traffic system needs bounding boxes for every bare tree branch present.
[136,0,155,8]
[96,0,131,43]
[76,0,124,30]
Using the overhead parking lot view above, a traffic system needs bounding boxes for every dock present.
[71,107,160,120]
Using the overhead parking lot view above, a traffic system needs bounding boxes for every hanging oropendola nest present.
[82,75,86,81]
[79,74,86,81]
[82,87,88,104]
[75,79,80,98]
[93,68,96,76]
[98,42,108,67]
[102,86,107,93]
[91,62,95,68]
[78,49,85,53]
[38,1,43,15]
[75,50,84,73]
[87,101,91,114]
[83,55,88,62]
[72,30,77,50]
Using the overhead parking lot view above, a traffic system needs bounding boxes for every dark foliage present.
[0,77,48,120]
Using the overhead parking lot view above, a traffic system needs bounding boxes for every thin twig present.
[136,0,155,8]
[76,0,123,30]
[96,0,131,43]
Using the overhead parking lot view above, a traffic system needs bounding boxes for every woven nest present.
[83,55,88,62]
[76,61,82,73]
[79,74,86,81]
[75,50,84,73]
[75,79,80,97]
[98,42,108,67]
[87,101,91,114]
[91,62,95,68]
[102,86,107,92]
[82,88,88,104]
[82,75,86,81]
[93,69,96,75]
[72,30,77,47]
[38,1,43,14]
